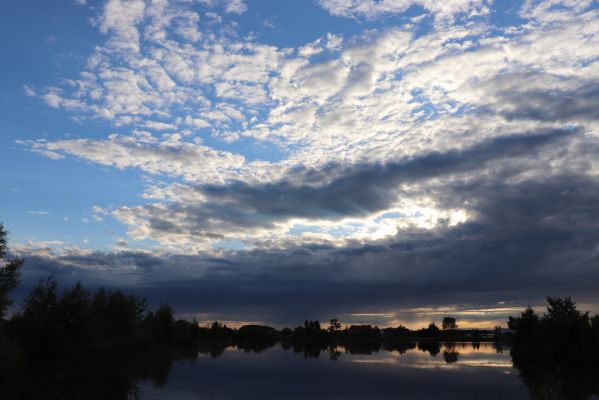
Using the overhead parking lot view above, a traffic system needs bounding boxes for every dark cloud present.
[16,170,599,326]
[119,127,579,241]
[475,73,599,122]
[201,127,575,219]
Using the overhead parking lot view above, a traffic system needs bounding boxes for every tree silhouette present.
[148,303,174,343]
[0,224,24,319]
[508,306,539,340]
[544,296,588,327]
[426,322,440,337]
[441,317,457,330]
[328,318,341,333]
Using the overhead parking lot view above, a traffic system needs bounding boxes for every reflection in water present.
[417,341,441,356]
[1,341,598,399]
[511,346,599,400]
[0,346,186,399]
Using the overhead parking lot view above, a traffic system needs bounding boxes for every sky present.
[1,0,599,329]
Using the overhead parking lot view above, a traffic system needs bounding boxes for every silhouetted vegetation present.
[442,316,458,330]
[442,342,460,363]
[508,297,599,399]
[417,340,441,356]
[237,325,277,353]
[0,224,23,319]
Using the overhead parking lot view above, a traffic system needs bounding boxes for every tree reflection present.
[416,341,440,357]
[442,343,459,363]
[196,341,228,359]
[383,340,417,355]
[343,340,381,355]
[442,350,459,363]
[512,347,599,400]
[0,345,184,399]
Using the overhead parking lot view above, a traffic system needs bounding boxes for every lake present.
[6,340,598,399]
[139,342,531,399]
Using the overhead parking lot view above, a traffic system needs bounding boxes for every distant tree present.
[493,325,502,339]
[88,288,148,338]
[57,282,91,338]
[328,318,341,333]
[14,276,61,355]
[508,306,539,339]
[153,303,174,343]
[346,324,380,339]
[0,223,24,319]
[592,314,599,343]
[237,325,277,343]
[441,317,458,330]
[304,320,321,334]
[21,276,58,321]
[426,322,440,336]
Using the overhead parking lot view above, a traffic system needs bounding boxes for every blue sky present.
[2,0,599,327]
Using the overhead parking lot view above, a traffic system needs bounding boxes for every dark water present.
[140,342,528,399]
[5,340,599,399]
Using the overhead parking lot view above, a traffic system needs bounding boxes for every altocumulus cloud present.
[14,0,599,326]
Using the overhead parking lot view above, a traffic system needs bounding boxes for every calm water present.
[139,342,531,399]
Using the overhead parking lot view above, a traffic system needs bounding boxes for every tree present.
[543,296,588,327]
[57,282,91,338]
[442,317,458,330]
[21,276,58,320]
[328,318,341,333]
[150,303,174,343]
[0,224,24,319]
[426,322,440,336]
[304,320,321,334]
[508,306,539,338]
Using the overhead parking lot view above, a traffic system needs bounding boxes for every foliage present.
[328,318,341,333]
[508,297,599,399]
[441,316,458,330]
[0,224,23,319]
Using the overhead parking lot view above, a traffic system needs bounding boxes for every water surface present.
[140,342,529,399]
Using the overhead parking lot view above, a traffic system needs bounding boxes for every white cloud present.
[519,0,594,21]
[27,211,50,215]
[92,206,109,215]
[22,133,249,184]
[325,33,343,51]
[298,39,323,58]
[22,84,36,97]
[224,0,247,14]
[317,0,492,23]
[97,0,146,53]
[42,91,63,108]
